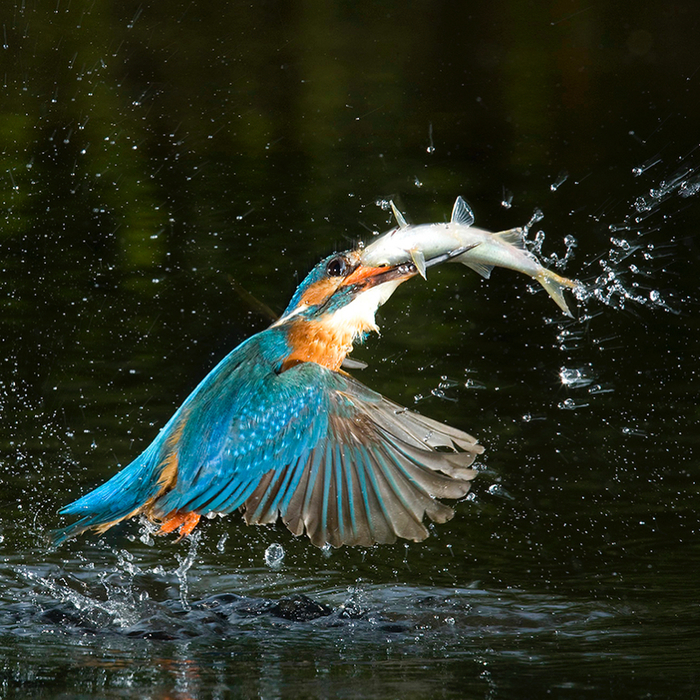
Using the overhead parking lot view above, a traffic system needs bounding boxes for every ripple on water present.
[1,555,617,646]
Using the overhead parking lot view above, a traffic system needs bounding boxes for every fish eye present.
[326,256,349,277]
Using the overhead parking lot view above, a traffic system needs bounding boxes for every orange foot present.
[157,510,201,539]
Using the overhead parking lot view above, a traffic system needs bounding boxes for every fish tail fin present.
[51,445,171,546]
[536,269,580,317]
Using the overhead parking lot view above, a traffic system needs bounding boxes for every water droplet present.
[487,484,514,500]
[550,170,569,191]
[559,366,594,388]
[524,208,544,234]
[426,122,435,154]
[264,542,285,568]
[376,199,391,211]
[632,156,662,177]
[558,397,590,410]
[501,187,513,209]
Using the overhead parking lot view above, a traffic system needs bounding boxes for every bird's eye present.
[326,256,348,277]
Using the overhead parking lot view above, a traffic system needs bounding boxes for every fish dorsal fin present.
[450,196,475,227]
[389,201,409,229]
[410,248,427,279]
[494,227,526,249]
[465,261,494,279]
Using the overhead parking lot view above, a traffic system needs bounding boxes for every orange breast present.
[282,319,355,372]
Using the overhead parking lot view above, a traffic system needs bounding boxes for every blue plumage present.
[54,248,484,547]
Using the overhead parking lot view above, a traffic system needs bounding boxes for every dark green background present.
[1,1,699,698]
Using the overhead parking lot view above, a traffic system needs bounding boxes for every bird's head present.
[278,249,416,333]
[273,249,417,371]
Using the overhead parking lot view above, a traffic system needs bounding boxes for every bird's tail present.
[51,441,169,546]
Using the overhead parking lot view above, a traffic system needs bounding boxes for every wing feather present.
[239,370,483,547]
[152,347,483,548]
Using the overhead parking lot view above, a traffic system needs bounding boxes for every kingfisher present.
[53,240,484,548]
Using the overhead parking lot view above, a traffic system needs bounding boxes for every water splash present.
[16,558,144,629]
[573,161,700,315]
[523,207,544,235]
[630,166,695,221]
[523,226,577,271]
[174,531,201,611]
[679,175,700,198]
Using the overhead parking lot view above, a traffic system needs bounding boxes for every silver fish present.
[360,197,580,316]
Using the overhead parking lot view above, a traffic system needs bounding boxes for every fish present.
[360,197,580,316]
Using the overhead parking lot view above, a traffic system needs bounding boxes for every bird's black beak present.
[340,261,418,290]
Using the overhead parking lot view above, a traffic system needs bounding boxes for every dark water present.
[1,1,700,697]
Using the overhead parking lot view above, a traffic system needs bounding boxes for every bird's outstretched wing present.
[157,355,483,548]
